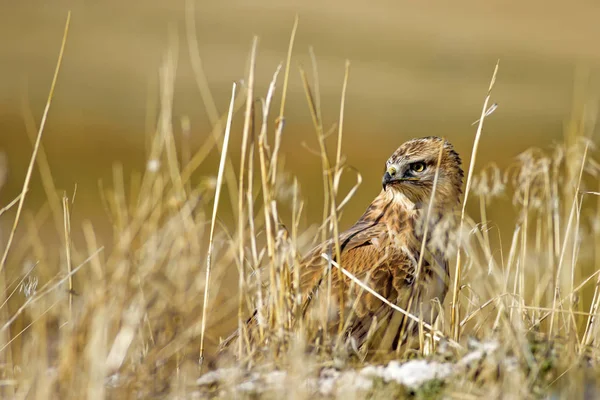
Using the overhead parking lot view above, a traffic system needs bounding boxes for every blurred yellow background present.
[0,0,599,248]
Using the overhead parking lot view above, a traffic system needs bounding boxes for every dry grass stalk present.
[0,12,71,273]
[199,82,238,365]
[450,60,500,340]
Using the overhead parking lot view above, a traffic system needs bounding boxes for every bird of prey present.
[220,136,464,358]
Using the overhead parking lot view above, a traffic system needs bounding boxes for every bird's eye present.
[410,162,426,173]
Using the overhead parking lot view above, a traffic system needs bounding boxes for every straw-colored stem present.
[335,61,351,175]
[184,0,239,212]
[21,97,63,236]
[451,60,499,340]
[236,37,258,359]
[62,195,73,317]
[299,66,345,336]
[253,65,283,345]
[549,143,588,336]
[582,183,600,347]
[269,16,298,185]
[0,12,71,273]
[199,82,237,366]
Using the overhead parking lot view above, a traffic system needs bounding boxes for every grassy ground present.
[0,15,599,399]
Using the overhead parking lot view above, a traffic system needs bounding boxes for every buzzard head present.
[382,136,464,207]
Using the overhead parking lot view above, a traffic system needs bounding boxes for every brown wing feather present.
[299,223,387,290]
[300,227,418,349]
[299,195,396,294]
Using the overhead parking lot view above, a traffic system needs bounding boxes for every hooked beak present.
[382,171,393,190]
[382,167,418,190]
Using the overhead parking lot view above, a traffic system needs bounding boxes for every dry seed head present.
[19,275,38,298]
[429,211,463,257]
[551,143,565,167]
[471,163,505,198]
[507,149,552,209]
[274,170,298,203]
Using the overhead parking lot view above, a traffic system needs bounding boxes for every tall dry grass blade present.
[249,65,283,346]
[62,195,73,317]
[237,37,258,359]
[450,60,499,340]
[269,15,299,186]
[157,38,187,204]
[255,65,284,349]
[568,190,584,336]
[0,11,71,273]
[199,82,237,366]
[549,143,588,336]
[180,92,246,185]
[185,0,219,126]
[278,15,299,121]
[582,187,600,347]
[184,0,239,212]
[21,95,63,234]
[309,47,323,127]
[335,60,351,177]
[333,166,362,213]
[299,65,346,336]
[333,59,352,337]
